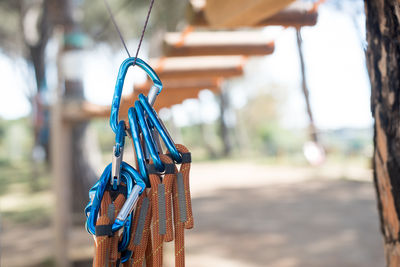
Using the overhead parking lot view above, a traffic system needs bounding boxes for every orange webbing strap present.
[93,192,112,267]
[149,170,164,267]
[159,154,175,242]
[142,155,177,267]
[133,190,153,267]
[123,190,153,267]
[109,194,126,267]
[145,230,153,267]
[92,186,126,267]
[121,195,145,267]
[171,162,185,267]
[175,144,194,229]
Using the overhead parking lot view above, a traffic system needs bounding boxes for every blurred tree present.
[0,0,187,212]
[0,0,186,158]
[235,92,305,157]
[218,89,232,156]
[365,1,400,265]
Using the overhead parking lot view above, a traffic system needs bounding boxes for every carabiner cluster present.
[85,57,194,267]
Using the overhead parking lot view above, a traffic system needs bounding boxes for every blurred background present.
[0,0,382,266]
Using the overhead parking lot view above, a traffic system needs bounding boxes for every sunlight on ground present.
[0,158,382,267]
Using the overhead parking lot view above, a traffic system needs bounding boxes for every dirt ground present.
[1,161,385,266]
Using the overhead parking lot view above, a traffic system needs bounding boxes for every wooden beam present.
[202,0,295,28]
[258,3,318,27]
[62,83,222,121]
[151,56,245,79]
[163,31,275,57]
[136,77,222,92]
[136,89,204,110]
[188,1,317,28]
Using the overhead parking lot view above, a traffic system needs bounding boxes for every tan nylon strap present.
[149,169,164,267]
[159,154,175,243]
[172,164,185,267]
[132,190,153,267]
[175,144,194,229]
[93,192,112,267]
[109,194,126,266]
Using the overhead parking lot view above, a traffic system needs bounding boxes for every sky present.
[0,3,372,130]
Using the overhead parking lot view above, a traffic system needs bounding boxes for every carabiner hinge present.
[111,146,124,189]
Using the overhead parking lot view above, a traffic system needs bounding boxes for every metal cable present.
[132,0,155,66]
[102,0,156,64]
[103,0,131,57]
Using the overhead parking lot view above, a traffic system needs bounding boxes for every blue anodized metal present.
[110,57,162,134]
[85,162,145,251]
[138,94,182,163]
[135,101,165,171]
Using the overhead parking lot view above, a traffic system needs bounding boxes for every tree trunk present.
[50,0,97,214]
[295,29,318,143]
[366,1,400,265]
[218,89,232,156]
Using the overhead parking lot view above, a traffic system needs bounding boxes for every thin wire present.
[103,0,131,57]
[94,0,134,40]
[132,0,155,66]
[102,0,156,65]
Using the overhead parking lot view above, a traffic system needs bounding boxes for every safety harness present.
[85,57,193,267]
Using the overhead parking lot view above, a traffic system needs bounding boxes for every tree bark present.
[366,1,400,265]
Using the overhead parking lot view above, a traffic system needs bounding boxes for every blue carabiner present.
[112,121,126,189]
[128,107,150,186]
[115,120,126,155]
[138,94,182,163]
[85,162,146,251]
[110,57,162,134]
[135,101,165,171]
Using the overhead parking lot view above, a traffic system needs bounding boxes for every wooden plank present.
[62,84,222,121]
[144,89,205,110]
[136,77,222,92]
[203,0,295,28]
[258,2,318,27]
[151,56,245,79]
[188,1,317,28]
[163,31,275,57]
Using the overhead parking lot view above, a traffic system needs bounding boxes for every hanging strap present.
[93,192,112,267]
[171,161,185,267]
[109,194,127,266]
[122,190,153,267]
[175,144,194,229]
[148,162,164,267]
[93,190,127,267]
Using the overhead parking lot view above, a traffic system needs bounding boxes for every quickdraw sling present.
[85,57,194,267]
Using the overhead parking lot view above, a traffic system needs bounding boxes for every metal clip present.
[147,85,159,106]
[113,185,142,231]
[111,146,124,188]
